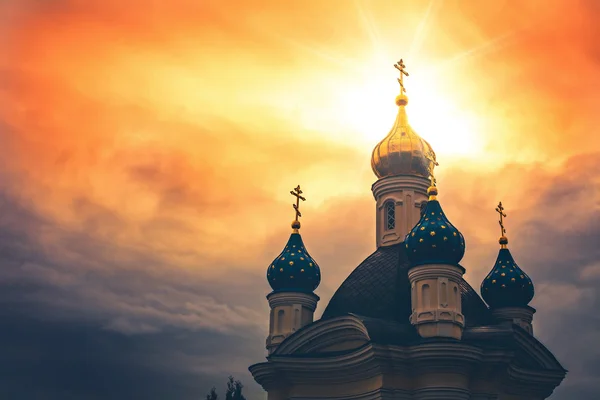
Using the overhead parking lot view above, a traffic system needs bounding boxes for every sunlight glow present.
[297,60,485,158]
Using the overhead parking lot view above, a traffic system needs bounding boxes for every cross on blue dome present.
[481,203,534,308]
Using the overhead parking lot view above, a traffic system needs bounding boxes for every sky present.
[0,0,599,398]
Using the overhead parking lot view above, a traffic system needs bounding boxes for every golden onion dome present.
[371,60,436,179]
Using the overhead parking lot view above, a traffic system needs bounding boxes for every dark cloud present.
[0,311,265,400]
[0,189,268,399]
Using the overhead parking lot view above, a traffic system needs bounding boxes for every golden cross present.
[424,150,439,187]
[290,185,306,222]
[394,59,409,93]
[496,201,507,237]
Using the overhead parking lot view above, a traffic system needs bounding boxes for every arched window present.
[386,201,396,230]
[422,284,431,308]
[454,286,459,308]
[277,310,285,333]
[440,282,448,307]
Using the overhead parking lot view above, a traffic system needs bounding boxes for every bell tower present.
[265,186,321,355]
[371,60,436,248]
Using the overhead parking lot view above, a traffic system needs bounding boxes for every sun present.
[329,61,485,159]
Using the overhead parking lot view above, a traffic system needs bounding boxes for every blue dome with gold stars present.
[267,232,321,293]
[404,186,465,267]
[481,240,534,308]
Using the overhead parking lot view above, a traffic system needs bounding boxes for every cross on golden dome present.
[425,150,439,188]
[290,185,306,232]
[394,59,409,93]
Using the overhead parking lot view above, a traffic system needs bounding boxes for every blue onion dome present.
[267,220,321,293]
[404,185,465,267]
[481,235,534,308]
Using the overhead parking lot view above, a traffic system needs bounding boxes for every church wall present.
[498,394,544,400]
[469,377,501,400]
[288,375,383,399]
[267,387,290,400]
[411,372,471,399]
[302,306,312,327]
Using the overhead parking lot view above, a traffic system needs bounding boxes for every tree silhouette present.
[206,387,218,400]
[225,376,246,400]
[206,376,246,400]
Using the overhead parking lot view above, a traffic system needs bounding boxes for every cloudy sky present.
[0,0,599,398]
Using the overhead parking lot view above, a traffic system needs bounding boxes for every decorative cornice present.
[252,340,486,389]
[273,315,370,356]
[463,325,566,372]
[267,291,320,310]
[412,386,471,400]
[250,318,566,397]
[491,306,536,322]
[406,342,483,374]
[408,264,466,280]
[410,310,465,327]
[502,364,566,397]
[290,387,412,400]
[263,344,383,385]
[372,175,430,200]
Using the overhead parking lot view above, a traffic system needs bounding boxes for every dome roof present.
[322,243,492,327]
[404,187,465,267]
[371,94,437,179]
[267,232,321,293]
[481,246,534,308]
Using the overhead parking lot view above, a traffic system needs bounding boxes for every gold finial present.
[290,185,306,232]
[394,59,409,93]
[496,201,508,248]
[425,150,439,200]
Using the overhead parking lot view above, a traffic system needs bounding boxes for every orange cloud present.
[1,1,600,397]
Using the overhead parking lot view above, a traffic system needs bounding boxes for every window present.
[277,310,285,333]
[386,201,396,230]
[454,286,459,308]
[422,284,431,308]
[440,282,447,307]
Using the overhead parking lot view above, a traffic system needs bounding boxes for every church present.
[249,60,566,400]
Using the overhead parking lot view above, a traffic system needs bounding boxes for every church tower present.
[265,186,321,355]
[404,181,466,339]
[371,59,436,248]
[481,202,536,334]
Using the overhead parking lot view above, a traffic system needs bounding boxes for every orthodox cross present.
[496,202,507,237]
[394,59,409,93]
[424,150,439,187]
[290,185,306,222]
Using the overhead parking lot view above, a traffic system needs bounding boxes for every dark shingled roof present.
[322,243,492,327]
